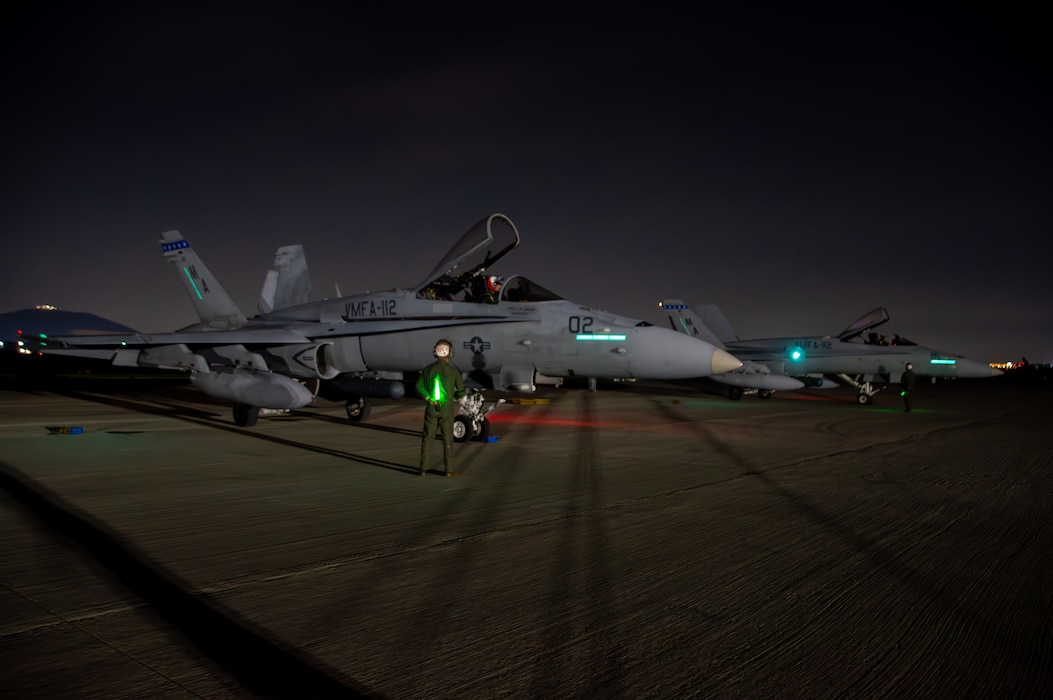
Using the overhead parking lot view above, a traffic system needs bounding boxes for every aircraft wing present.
[45,315,517,370]
[44,328,317,372]
[50,328,313,348]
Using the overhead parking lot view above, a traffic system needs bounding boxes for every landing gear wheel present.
[346,396,371,422]
[453,415,471,442]
[758,390,773,399]
[233,403,259,427]
[728,387,744,401]
[477,417,490,441]
[856,393,873,406]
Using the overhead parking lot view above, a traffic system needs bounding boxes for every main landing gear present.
[345,396,371,422]
[233,403,260,427]
[231,378,317,427]
[232,404,294,426]
[726,387,774,401]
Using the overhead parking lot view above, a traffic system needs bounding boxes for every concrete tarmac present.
[1,377,1051,698]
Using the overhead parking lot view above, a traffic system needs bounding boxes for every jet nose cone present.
[627,327,743,379]
[712,348,743,375]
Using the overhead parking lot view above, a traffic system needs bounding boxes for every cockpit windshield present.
[416,214,520,300]
[860,331,918,346]
[499,275,564,302]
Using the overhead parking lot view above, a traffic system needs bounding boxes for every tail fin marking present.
[659,299,730,349]
[161,231,247,329]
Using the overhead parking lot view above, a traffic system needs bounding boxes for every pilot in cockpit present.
[468,274,503,303]
[482,275,503,303]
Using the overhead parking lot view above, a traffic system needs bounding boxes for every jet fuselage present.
[250,285,738,392]
[726,335,999,382]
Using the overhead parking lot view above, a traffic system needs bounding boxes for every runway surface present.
[1,377,1051,698]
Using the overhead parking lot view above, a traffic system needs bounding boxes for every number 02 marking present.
[568,316,593,333]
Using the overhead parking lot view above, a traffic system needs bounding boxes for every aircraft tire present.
[728,387,744,401]
[856,393,873,406]
[477,417,491,441]
[233,403,260,427]
[346,397,371,422]
[453,415,471,443]
[758,390,773,399]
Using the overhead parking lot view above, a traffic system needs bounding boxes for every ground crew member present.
[900,362,917,412]
[416,339,466,475]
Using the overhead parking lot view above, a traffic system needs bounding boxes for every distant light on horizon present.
[991,360,1037,371]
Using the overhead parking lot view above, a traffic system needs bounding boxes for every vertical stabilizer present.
[161,231,247,329]
[659,300,737,348]
[258,244,313,315]
[693,304,740,344]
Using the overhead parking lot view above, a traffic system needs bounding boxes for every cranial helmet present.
[905,362,913,370]
[434,339,453,358]
[486,275,504,292]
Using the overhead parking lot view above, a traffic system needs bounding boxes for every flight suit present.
[900,367,917,412]
[416,358,466,474]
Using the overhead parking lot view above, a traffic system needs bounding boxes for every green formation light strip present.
[929,359,957,365]
[576,334,627,341]
[183,267,204,299]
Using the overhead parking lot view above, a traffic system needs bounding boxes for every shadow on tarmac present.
[0,460,382,699]
[55,389,419,475]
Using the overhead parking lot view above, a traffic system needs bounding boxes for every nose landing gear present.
[453,388,505,442]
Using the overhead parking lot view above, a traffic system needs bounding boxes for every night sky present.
[3,4,1049,363]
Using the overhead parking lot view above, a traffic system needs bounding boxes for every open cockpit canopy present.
[416,213,520,301]
[838,307,890,342]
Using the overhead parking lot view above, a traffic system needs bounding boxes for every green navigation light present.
[789,347,804,361]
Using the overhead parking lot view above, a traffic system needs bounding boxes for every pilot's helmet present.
[905,362,913,370]
[434,339,453,358]
[486,275,504,292]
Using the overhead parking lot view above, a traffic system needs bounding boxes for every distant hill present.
[0,308,137,341]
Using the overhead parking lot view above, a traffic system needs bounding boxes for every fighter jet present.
[659,300,1001,404]
[44,214,741,426]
